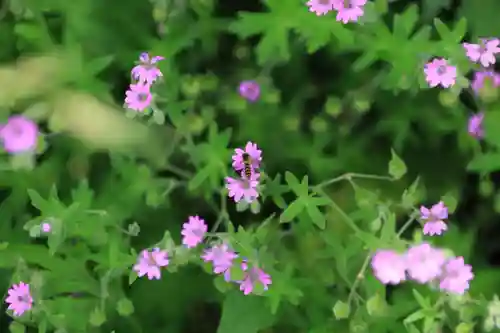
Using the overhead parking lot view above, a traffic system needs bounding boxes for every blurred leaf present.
[459,0,500,38]
[333,300,350,319]
[279,200,304,223]
[388,149,407,180]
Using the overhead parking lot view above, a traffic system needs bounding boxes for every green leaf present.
[217,291,275,333]
[404,310,426,325]
[459,0,500,38]
[467,153,500,173]
[284,171,302,194]
[306,203,325,229]
[392,4,419,39]
[412,289,432,309]
[421,0,451,21]
[188,165,213,191]
[116,298,134,316]
[380,211,396,243]
[9,322,25,333]
[279,199,305,223]
[388,149,407,180]
[88,307,106,327]
[402,177,423,208]
[441,192,458,213]
[333,300,350,319]
[256,26,290,66]
[366,293,389,316]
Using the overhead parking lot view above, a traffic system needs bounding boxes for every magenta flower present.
[41,222,51,233]
[125,82,153,112]
[463,38,500,67]
[306,0,335,15]
[181,215,207,248]
[239,262,272,295]
[424,58,457,88]
[131,52,164,84]
[421,201,448,236]
[5,282,33,316]
[238,81,260,102]
[332,0,367,23]
[133,248,169,280]
[405,243,446,284]
[371,250,407,285]
[0,116,38,153]
[225,173,260,203]
[439,256,474,295]
[468,113,484,139]
[471,71,500,93]
[202,243,238,274]
[232,141,262,171]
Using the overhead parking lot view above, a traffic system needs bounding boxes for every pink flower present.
[439,256,474,295]
[405,243,446,284]
[131,52,164,84]
[41,222,51,233]
[463,38,500,67]
[5,282,33,316]
[125,82,153,112]
[232,141,262,171]
[306,0,335,16]
[181,215,207,248]
[423,221,448,236]
[424,58,457,88]
[133,248,169,280]
[420,201,448,220]
[371,250,407,284]
[238,81,260,102]
[0,116,38,153]
[202,243,238,274]
[471,71,500,93]
[239,262,272,295]
[333,0,367,23]
[468,112,484,139]
[225,173,260,203]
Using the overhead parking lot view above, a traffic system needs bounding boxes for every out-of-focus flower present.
[202,243,238,274]
[225,173,260,203]
[463,38,500,68]
[371,250,407,284]
[333,0,367,23]
[125,82,153,112]
[421,201,449,236]
[439,256,474,295]
[131,52,164,84]
[0,116,38,153]
[41,222,51,233]
[238,81,260,102]
[238,262,272,295]
[231,141,262,171]
[306,0,335,16]
[5,282,33,316]
[181,215,207,248]
[471,71,500,101]
[133,248,169,280]
[424,58,457,88]
[406,243,446,283]
[468,112,484,139]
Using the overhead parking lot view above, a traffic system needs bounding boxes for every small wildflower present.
[125,82,153,112]
[468,112,484,139]
[471,71,500,95]
[371,250,407,285]
[405,243,446,284]
[41,222,51,233]
[202,243,238,274]
[439,256,474,295]
[463,38,500,68]
[131,52,164,84]
[421,201,448,236]
[0,116,38,153]
[239,262,272,295]
[5,282,33,316]
[306,0,335,16]
[181,215,207,248]
[424,58,457,88]
[225,173,260,203]
[133,248,169,280]
[238,81,260,102]
[232,141,262,171]
[333,0,367,23]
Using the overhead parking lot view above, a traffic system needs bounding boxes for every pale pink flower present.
[0,116,38,153]
[238,81,261,102]
[406,243,446,283]
[202,243,238,274]
[232,141,262,171]
[421,201,449,236]
[181,215,207,248]
[424,58,457,88]
[306,0,335,16]
[439,256,474,295]
[225,172,260,203]
[5,282,33,316]
[125,82,153,112]
[468,112,484,139]
[333,0,367,23]
[371,250,407,284]
[133,248,169,280]
[463,38,500,67]
[239,262,272,295]
[423,221,448,236]
[131,52,164,84]
[471,71,500,93]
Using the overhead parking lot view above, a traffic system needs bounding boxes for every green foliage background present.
[0,0,500,332]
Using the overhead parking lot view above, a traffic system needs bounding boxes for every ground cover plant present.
[0,0,500,332]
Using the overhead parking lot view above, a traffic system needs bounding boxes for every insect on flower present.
[241,152,253,179]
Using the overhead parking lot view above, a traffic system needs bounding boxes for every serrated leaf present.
[388,149,407,180]
[279,199,305,223]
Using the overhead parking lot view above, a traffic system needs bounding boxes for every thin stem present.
[311,172,394,190]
